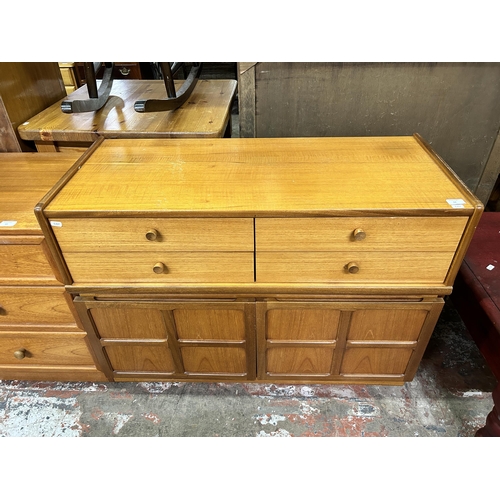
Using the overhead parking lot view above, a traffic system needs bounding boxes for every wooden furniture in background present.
[75,62,143,84]
[58,63,82,94]
[36,135,482,384]
[238,62,500,206]
[0,62,66,151]
[18,79,237,152]
[451,212,500,436]
[0,152,107,381]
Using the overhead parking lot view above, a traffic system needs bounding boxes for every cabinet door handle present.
[146,229,159,241]
[153,262,167,274]
[346,262,360,274]
[352,228,366,241]
[14,348,27,360]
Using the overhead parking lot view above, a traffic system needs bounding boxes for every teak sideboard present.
[31,135,482,385]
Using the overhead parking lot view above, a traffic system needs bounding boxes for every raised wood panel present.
[0,239,59,284]
[256,251,455,283]
[341,347,413,375]
[105,344,176,373]
[174,309,246,340]
[266,308,340,341]
[266,347,335,375]
[62,251,255,283]
[348,309,428,341]
[0,287,78,326]
[90,307,169,340]
[51,218,254,252]
[181,346,247,374]
[256,217,468,252]
[0,332,95,365]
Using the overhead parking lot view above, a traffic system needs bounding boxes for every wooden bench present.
[452,211,500,436]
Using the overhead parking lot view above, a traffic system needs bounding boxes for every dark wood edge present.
[34,137,105,285]
[66,283,453,296]
[73,293,114,380]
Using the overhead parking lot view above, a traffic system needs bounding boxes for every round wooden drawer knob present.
[153,262,166,274]
[353,228,366,241]
[146,229,159,241]
[346,262,360,274]
[14,348,27,360]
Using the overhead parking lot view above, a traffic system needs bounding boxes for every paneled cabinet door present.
[256,299,444,382]
[75,298,256,381]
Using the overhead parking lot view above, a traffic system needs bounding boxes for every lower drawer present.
[0,331,96,366]
[256,251,455,283]
[63,252,255,283]
[0,286,77,327]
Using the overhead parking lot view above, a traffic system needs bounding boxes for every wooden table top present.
[0,152,80,234]
[45,135,479,217]
[18,79,237,143]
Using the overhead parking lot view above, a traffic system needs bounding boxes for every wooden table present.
[18,79,237,152]
[451,212,500,436]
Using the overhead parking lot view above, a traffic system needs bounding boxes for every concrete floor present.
[0,299,496,437]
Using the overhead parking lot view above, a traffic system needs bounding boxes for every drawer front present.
[0,332,95,366]
[63,252,254,283]
[256,251,455,283]
[0,287,76,326]
[50,218,254,252]
[0,238,59,284]
[256,217,468,251]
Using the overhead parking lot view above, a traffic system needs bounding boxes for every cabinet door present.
[75,298,256,381]
[257,299,444,383]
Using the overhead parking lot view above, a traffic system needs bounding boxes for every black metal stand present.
[61,62,115,113]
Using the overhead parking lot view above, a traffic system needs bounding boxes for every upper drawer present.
[50,218,254,252]
[0,237,59,285]
[256,217,468,252]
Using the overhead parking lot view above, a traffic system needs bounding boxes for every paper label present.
[50,221,63,227]
[446,198,466,208]
[0,220,17,227]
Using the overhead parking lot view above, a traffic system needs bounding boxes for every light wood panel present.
[0,286,80,326]
[181,346,247,374]
[44,137,477,216]
[51,217,254,252]
[174,309,246,340]
[266,347,335,375]
[105,344,176,373]
[256,251,455,284]
[0,332,95,365]
[62,251,254,283]
[341,347,413,375]
[90,307,169,339]
[256,217,468,251]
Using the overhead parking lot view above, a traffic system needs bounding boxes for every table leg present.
[475,382,500,437]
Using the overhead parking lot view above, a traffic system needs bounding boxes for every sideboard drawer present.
[0,237,59,284]
[256,251,455,283]
[50,217,254,252]
[0,332,95,366]
[0,286,77,326]
[63,252,254,283]
[256,217,468,252]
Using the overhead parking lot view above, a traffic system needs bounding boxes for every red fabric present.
[462,212,500,327]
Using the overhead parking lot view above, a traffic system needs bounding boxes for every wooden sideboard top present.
[43,135,481,217]
[0,152,80,234]
[18,79,237,143]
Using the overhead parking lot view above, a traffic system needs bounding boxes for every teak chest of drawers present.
[36,135,483,385]
[0,152,106,382]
